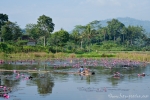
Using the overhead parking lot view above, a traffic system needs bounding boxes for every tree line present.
[0,13,150,53]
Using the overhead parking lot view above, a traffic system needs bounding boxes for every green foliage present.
[37,15,54,36]
[76,52,115,58]
[142,46,150,51]
[49,29,69,47]
[1,21,22,41]
[107,19,125,42]
[0,13,8,34]
[25,24,39,39]
[16,40,28,46]
[0,43,8,52]
[101,53,115,57]
[0,13,150,54]
[75,49,84,54]
[0,43,15,53]
[101,41,117,49]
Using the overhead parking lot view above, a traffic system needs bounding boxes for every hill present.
[100,17,150,34]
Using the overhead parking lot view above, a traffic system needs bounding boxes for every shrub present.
[69,53,76,58]
[34,54,41,57]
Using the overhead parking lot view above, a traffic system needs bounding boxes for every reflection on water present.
[0,62,149,100]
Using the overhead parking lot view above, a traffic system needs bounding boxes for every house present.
[22,35,36,46]
[27,39,36,46]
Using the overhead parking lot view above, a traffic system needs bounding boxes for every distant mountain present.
[100,17,150,33]
[21,29,26,34]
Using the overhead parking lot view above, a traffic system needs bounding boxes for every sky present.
[0,0,150,32]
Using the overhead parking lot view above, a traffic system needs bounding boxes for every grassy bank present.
[116,51,150,62]
[0,51,150,63]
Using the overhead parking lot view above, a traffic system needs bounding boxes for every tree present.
[25,24,39,39]
[89,20,101,30]
[100,27,108,41]
[1,21,22,41]
[83,24,96,52]
[127,25,145,45]
[107,19,125,42]
[0,14,8,34]
[121,26,127,43]
[56,28,69,43]
[36,15,55,46]
[0,13,8,42]
[49,29,69,52]
[70,30,80,45]
[72,25,86,49]
[73,25,86,33]
[37,15,55,37]
[89,20,101,44]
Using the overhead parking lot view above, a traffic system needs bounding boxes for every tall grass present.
[1,51,150,63]
[116,52,150,62]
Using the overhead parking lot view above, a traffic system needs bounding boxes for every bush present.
[101,53,115,57]
[34,53,41,57]
[75,50,84,54]
[0,43,8,52]
[16,40,28,46]
[69,53,76,58]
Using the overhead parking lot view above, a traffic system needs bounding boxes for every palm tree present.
[121,26,127,43]
[83,24,96,52]
[101,27,107,41]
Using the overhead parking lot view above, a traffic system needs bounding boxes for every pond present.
[0,59,149,100]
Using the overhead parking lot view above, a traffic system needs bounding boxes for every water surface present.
[0,61,149,100]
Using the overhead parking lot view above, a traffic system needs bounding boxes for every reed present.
[116,52,150,62]
[69,53,76,58]
[54,52,66,58]
[1,51,150,63]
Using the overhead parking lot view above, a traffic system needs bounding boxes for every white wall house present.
[27,40,36,46]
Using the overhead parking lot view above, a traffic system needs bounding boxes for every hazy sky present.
[0,0,149,32]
